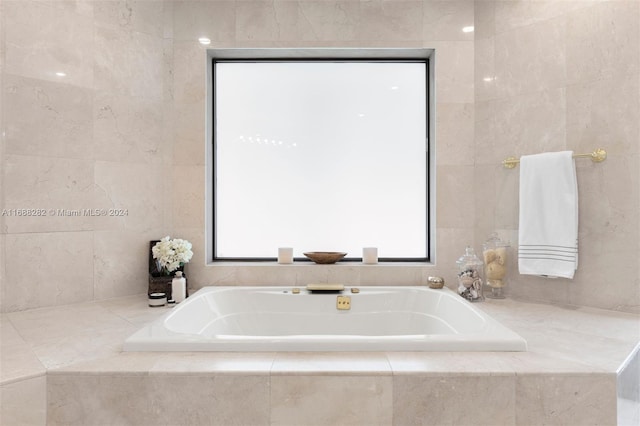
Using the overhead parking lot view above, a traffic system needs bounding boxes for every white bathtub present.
[124,286,527,352]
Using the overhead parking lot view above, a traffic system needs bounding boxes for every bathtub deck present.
[1,293,638,425]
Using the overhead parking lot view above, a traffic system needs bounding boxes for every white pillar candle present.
[362,247,378,264]
[278,247,294,264]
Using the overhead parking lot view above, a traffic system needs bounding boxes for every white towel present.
[518,151,578,279]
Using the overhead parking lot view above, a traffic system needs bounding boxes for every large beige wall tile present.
[493,0,586,35]
[474,36,496,102]
[0,1,4,77]
[435,165,475,229]
[162,36,174,101]
[47,374,149,425]
[4,231,94,311]
[171,165,205,229]
[48,373,270,425]
[3,75,93,160]
[435,103,474,166]
[475,88,566,165]
[235,0,316,42]
[300,1,362,41]
[576,156,639,255]
[297,1,362,42]
[515,374,617,425]
[203,266,326,289]
[359,264,425,286]
[32,0,94,18]
[494,16,565,98]
[566,74,639,155]
[173,102,206,166]
[93,91,166,164]
[0,235,5,312]
[3,155,94,233]
[634,1,639,315]
[269,1,326,42]
[574,241,640,312]
[473,164,499,233]
[474,0,495,39]
[0,375,46,426]
[0,317,46,383]
[171,42,207,167]
[93,230,160,299]
[358,0,423,41]
[473,99,495,163]
[271,375,392,425]
[423,0,474,42]
[430,41,474,104]
[571,155,640,311]
[566,0,639,86]
[235,0,366,43]
[3,0,94,88]
[488,167,518,237]
[149,375,270,425]
[235,264,301,286]
[94,161,164,233]
[172,42,207,105]
[49,1,96,16]
[507,272,572,308]
[0,39,4,235]
[492,170,519,232]
[392,374,516,425]
[505,91,566,148]
[172,0,235,42]
[194,264,238,288]
[94,0,165,38]
[93,24,164,101]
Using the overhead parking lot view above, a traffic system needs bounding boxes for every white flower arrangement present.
[152,236,193,274]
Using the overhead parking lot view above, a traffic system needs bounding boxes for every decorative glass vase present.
[456,246,484,302]
[483,233,510,299]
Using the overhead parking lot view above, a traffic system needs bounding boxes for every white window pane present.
[215,61,427,259]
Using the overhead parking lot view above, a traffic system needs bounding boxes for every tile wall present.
[0,0,638,314]
[473,0,640,312]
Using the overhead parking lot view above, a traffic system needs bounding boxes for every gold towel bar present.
[502,148,607,169]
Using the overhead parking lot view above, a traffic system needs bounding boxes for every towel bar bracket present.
[503,157,518,169]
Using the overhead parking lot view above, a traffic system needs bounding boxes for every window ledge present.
[206,261,434,267]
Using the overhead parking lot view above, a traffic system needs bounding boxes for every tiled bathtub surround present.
[0,294,637,425]
[1,1,638,313]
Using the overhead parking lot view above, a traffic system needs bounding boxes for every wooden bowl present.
[303,252,347,264]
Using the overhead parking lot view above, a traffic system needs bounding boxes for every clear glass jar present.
[482,233,510,299]
[456,246,484,302]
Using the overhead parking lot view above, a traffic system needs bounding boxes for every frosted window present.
[214,61,428,260]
